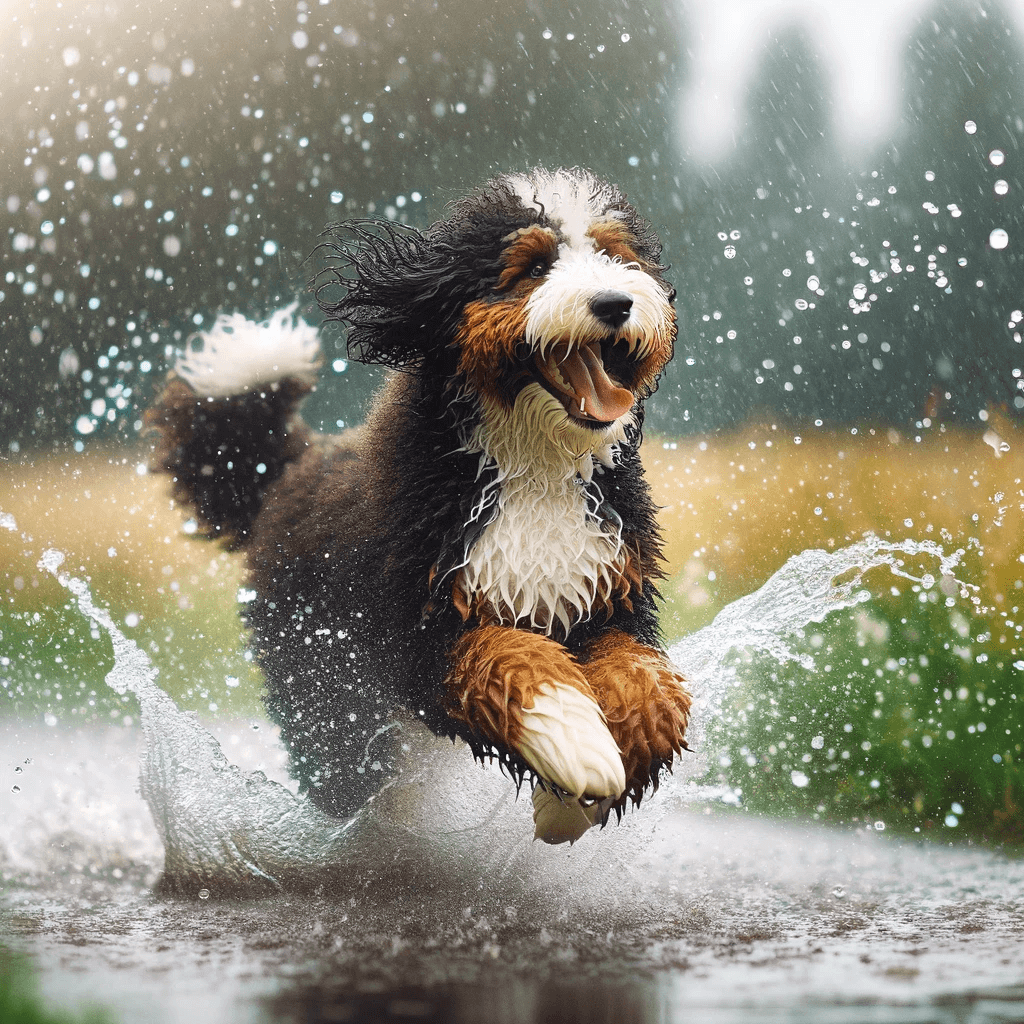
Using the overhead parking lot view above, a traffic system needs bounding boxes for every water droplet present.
[874,821,885,831]
[944,814,959,828]
[832,886,846,899]
[811,735,824,749]
[990,228,1009,250]
[964,120,977,135]
[198,888,211,899]
[163,235,181,258]
[790,770,809,788]
[263,240,279,257]
[995,180,1009,196]
[723,245,736,259]
[989,149,1005,166]
[11,785,20,794]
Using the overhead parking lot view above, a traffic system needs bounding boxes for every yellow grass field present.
[1,417,1021,706]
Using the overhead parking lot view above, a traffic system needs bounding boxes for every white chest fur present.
[460,383,632,637]
[460,472,624,637]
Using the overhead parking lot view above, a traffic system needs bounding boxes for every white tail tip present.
[176,301,321,398]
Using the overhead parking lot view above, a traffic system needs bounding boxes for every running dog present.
[148,167,691,843]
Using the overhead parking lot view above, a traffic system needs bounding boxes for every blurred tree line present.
[1,0,1023,449]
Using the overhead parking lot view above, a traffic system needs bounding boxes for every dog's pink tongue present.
[562,343,634,422]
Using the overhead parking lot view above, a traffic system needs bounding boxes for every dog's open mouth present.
[532,340,635,426]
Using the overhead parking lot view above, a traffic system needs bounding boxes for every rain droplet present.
[964,120,977,135]
[989,149,1005,166]
[990,228,1009,250]
[723,245,736,259]
[790,770,809,788]
[832,886,846,899]
[995,180,1009,196]
[198,888,211,899]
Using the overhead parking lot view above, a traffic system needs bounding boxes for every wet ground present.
[3,721,1024,1024]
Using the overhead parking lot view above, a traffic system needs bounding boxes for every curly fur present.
[148,167,692,842]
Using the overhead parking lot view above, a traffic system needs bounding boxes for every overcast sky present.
[677,0,1015,162]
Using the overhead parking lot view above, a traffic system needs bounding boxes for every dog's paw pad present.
[517,681,626,800]
[532,788,614,845]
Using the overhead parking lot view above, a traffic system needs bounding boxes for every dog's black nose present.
[590,290,634,328]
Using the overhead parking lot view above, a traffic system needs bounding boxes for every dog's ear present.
[312,221,469,368]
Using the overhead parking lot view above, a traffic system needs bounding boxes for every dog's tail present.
[146,302,321,549]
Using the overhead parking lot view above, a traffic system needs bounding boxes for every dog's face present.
[318,167,676,455]
[452,169,676,455]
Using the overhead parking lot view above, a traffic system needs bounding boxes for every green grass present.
[701,585,1024,844]
[0,948,113,1024]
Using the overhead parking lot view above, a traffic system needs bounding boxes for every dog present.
[148,167,691,844]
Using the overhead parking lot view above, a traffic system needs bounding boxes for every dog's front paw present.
[517,681,626,801]
[531,787,615,845]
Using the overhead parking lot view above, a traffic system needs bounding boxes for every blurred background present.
[2,0,1023,843]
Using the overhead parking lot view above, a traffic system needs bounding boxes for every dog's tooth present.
[546,352,575,396]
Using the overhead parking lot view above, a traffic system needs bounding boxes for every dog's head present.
[317,167,676,458]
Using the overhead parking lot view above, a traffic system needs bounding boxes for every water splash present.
[668,533,970,762]
[39,547,359,896]
[34,531,970,900]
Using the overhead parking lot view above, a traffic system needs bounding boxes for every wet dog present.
[148,167,691,843]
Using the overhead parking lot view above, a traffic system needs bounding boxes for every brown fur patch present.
[580,629,691,808]
[587,219,644,266]
[455,298,531,396]
[455,227,559,393]
[496,226,558,291]
[445,624,598,758]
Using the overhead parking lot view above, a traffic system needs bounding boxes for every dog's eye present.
[527,260,548,279]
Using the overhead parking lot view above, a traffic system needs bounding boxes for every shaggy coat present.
[149,168,691,843]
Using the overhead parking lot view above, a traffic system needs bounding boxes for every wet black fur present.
[150,168,674,818]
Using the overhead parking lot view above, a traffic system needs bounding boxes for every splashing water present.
[39,547,362,896]
[34,529,969,901]
[668,533,971,758]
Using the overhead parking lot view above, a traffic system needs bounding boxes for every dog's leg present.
[579,629,691,809]
[445,625,626,803]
